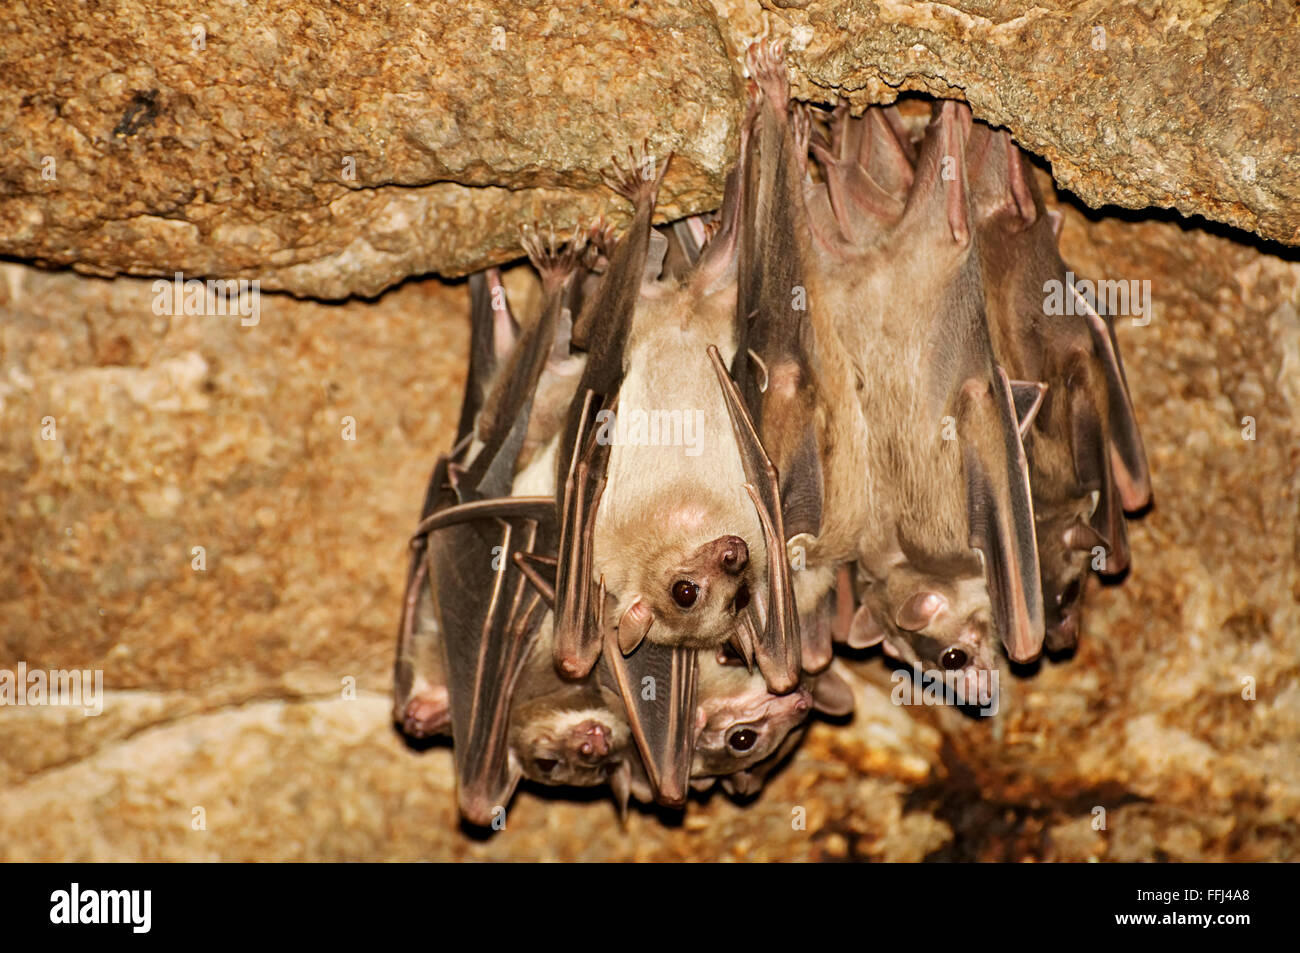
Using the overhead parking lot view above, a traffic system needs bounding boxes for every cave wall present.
[1,1,1298,860]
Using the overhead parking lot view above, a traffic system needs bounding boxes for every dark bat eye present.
[671,580,699,608]
[535,758,558,774]
[728,728,758,752]
[940,647,968,670]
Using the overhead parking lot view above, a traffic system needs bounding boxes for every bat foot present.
[520,221,587,291]
[601,141,671,206]
[746,39,789,114]
[399,688,451,739]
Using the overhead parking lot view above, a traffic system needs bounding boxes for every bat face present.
[509,694,631,789]
[871,568,998,699]
[603,486,760,653]
[692,656,812,779]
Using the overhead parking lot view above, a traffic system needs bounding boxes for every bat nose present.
[718,535,749,574]
[570,721,610,761]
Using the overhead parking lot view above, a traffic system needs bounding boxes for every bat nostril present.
[720,535,749,574]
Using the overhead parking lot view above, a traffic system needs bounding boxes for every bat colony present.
[392,42,1151,826]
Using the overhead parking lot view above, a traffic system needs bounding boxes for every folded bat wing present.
[709,346,801,692]
[600,626,699,807]
[735,43,824,542]
[960,368,1046,663]
[427,503,559,826]
[1074,287,1152,511]
[552,389,614,679]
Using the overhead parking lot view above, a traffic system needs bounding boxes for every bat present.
[796,92,1045,696]
[395,232,590,826]
[967,122,1151,650]
[507,615,634,796]
[393,267,517,739]
[544,121,807,805]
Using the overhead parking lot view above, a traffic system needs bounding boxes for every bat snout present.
[712,535,750,575]
[568,720,612,762]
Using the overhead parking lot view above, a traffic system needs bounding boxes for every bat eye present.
[671,580,699,608]
[940,646,968,671]
[728,728,758,752]
[535,758,558,774]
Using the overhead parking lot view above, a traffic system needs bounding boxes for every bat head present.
[873,568,999,702]
[509,695,631,789]
[603,484,766,655]
[691,658,812,779]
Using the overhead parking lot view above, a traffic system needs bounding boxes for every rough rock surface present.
[2,177,1297,860]
[1,1,1296,300]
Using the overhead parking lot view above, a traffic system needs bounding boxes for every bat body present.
[968,123,1151,650]
[791,92,1045,695]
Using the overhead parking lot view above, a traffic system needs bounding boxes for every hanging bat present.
[967,122,1151,650]
[395,233,592,826]
[393,266,519,739]
[546,128,806,805]
[507,615,634,796]
[796,92,1045,694]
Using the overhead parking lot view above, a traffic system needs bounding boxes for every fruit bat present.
[394,233,590,826]
[393,267,518,739]
[507,615,634,796]
[967,122,1151,651]
[798,94,1045,694]
[547,133,805,805]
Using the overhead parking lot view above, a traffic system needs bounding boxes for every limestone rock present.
[0,1,1295,299]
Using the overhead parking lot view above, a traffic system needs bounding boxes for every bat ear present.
[609,759,633,825]
[895,590,948,632]
[730,614,757,671]
[617,599,654,656]
[1064,519,1107,553]
[847,605,887,648]
[810,666,856,717]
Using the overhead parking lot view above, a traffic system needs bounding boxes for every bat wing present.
[428,504,559,826]
[552,389,614,679]
[911,103,1044,663]
[960,368,1046,662]
[709,345,801,692]
[735,42,824,542]
[1075,290,1152,510]
[600,626,699,807]
[1064,352,1131,574]
[460,269,518,445]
